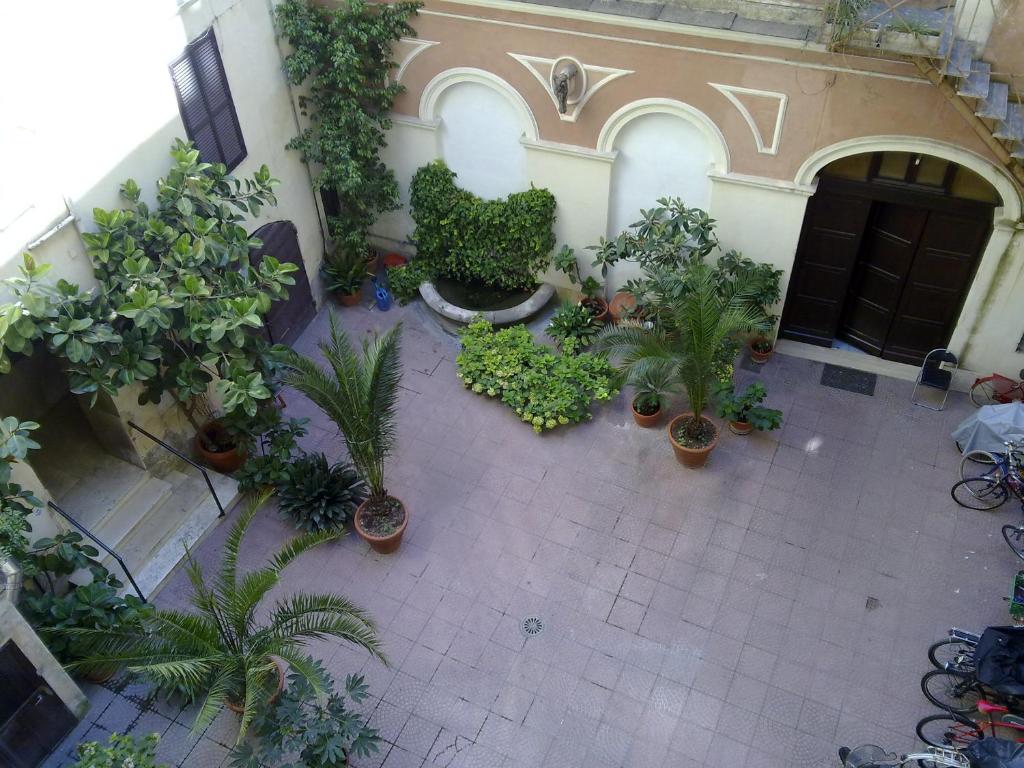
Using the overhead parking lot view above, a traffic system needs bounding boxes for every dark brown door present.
[882,211,991,364]
[249,221,316,346]
[837,203,928,355]
[779,192,872,346]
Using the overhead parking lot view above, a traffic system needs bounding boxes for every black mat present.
[821,363,876,396]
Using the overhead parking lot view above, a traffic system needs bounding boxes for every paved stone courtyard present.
[45,301,1018,768]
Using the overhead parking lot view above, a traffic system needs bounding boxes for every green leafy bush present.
[71,732,164,768]
[715,381,783,431]
[457,320,617,433]
[0,417,41,564]
[546,301,601,350]
[277,452,367,532]
[235,414,309,492]
[321,248,370,295]
[230,663,380,768]
[387,260,435,305]
[409,161,556,291]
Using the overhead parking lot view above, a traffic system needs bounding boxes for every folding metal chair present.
[911,348,958,411]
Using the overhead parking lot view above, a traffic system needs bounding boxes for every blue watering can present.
[373,278,393,311]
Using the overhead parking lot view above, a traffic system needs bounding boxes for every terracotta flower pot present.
[631,397,662,428]
[195,420,245,474]
[382,253,408,269]
[582,297,610,323]
[667,413,720,468]
[749,339,773,364]
[729,419,753,436]
[609,292,637,324]
[337,288,362,307]
[225,657,286,714]
[354,496,408,554]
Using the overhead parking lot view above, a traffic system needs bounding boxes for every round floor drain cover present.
[521,616,545,637]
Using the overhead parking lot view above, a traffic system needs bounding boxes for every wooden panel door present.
[780,193,872,346]
[837,203,928,355]
[249,221,316,347]
[882,211,990,364]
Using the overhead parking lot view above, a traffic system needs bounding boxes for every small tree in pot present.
[283,317,407,553]
[595,265,762,468]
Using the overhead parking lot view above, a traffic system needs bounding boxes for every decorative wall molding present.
[393,37,440,83]
[709,83,787,156]
[418,67,539,141]
[508,52,633,123]
[521,136,618,163]
[596,97,730,173]
[390,114,440,132]
[708,171,814,196]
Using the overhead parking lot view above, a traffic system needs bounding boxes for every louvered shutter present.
[169,28,246,171]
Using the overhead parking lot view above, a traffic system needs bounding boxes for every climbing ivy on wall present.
[276,0,420,257]
[409,161,557,292]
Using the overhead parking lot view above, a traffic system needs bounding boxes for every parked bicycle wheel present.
[921,668,982,713]
[951,477,1008,510]
[959,451,1002,483]
[916,713,984,750]
[928,638,977,671]
[1003,525,1024,562]
[971,379,1002,407]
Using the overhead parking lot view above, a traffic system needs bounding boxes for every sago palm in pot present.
[594,264,762,467]
[63,490,383,742]
[283,316,406,553]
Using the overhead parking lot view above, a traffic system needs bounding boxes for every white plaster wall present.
[373,118,442,251]
[436,82,528,200]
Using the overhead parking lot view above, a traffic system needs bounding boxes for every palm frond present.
[269,523,343,573]
[218,488,273,594]
[235,658,277,743]
[191,668,239,737]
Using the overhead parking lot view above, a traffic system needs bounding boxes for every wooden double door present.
[780,179,992,365]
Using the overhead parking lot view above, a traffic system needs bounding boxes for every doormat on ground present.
[821,364,877,396]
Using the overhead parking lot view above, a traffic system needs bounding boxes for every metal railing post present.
[126,421,225,517]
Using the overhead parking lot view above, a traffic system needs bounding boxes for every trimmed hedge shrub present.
[456,319,617,433]
[409,161,556,292]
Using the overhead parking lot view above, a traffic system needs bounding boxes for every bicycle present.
[971,369,1024,407]
[959,441,1024,484]
[928,628,980,672]
[917,700,1024,750]
[838,743,967,768]
[950,446,1024,551]
[921,626,1024,713]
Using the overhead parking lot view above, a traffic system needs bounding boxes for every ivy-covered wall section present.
[408,161,557,291]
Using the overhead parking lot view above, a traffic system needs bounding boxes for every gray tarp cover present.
[952,403,1024,455]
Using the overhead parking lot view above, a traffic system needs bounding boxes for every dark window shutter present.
[169,28,247,171]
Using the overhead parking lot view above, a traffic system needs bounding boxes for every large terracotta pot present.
[667,413,720,468]
[337,288,362,307]
[610,292,637,323]
[195,420,245,474]
[631,397,662,428]
[729,419,753,436]
[749,339,773,364]
[225,657,286,714]
[354,496,408,554]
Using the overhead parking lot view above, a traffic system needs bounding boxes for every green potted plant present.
[629,368,673,428]
[546,301,601,350]
[277,452,367,532]
[70,733,165,768]
[715,381,783,435]
[230,664,381,768]
[284,318,407,553]
[322,248,371,306]
[595,264,762,468]
[554,245,610,323]
[715,251,783,365]
[64,491,382,741]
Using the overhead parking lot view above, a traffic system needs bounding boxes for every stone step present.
[942,38,974,77]
[91,475,173,557]
[994,104,1024,141]
[937,12,956,56]
[1011,142,1024,160]
[669,0,824,26]
[129,473,239,599]
[957,61,991,99]
[977,81,1009,121]
[56,456,150,532]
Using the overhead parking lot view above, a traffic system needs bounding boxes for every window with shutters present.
[169,29,246,171]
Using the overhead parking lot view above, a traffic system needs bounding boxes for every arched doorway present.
[249,220,315,346]
[780,151,1001,365]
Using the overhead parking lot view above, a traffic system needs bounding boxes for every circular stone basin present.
[420,278,555,325]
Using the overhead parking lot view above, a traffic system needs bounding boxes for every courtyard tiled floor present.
[46,301,1019,767]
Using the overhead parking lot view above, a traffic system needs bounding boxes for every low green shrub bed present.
[409,161,556,292]
[456,319,618,433]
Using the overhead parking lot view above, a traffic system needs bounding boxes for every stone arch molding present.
[418,67,539,142]
[597,98,730,174]
[796,135,1021,222]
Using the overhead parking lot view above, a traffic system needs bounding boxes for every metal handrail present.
[127,421,225,517]
[47,501,146,601]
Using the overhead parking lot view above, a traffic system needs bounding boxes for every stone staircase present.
[32,414,238,600]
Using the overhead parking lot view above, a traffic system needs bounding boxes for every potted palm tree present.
[629,368,673,428]
[64,491,382,742]
[284,317,407,553]
[595,265,762,468]
[322,248,371,306]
